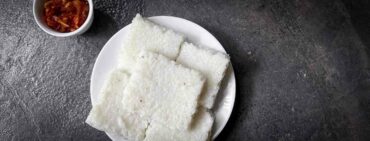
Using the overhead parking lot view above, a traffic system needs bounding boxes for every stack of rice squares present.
[86,14,230,141]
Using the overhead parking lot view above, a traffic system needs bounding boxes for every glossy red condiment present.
[43,0,89,32]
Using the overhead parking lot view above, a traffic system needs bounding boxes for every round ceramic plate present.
[90,16,236,141]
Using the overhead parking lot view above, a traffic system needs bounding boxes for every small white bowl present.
[33,0,94,37]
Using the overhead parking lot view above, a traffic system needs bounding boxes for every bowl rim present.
[33,0,94,37]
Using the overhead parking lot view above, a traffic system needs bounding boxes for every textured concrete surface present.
[1,0,369,141]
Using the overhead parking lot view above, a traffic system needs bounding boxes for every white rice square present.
[122,51,205,130]
[85,69,148,141]
[176,42,230,109]
[119,14,184,72]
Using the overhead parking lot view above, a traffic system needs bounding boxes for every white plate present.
[90,16,236,141]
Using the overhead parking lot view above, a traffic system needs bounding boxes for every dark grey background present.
[1,0,370,140]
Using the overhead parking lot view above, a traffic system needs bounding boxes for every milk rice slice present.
[122,51,205,130]
[85,69,148,141]
[119,14,184,72]
[176,42,230,109]
[144,108,214,141]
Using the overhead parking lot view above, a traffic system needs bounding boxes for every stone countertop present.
[1,0,369,140]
